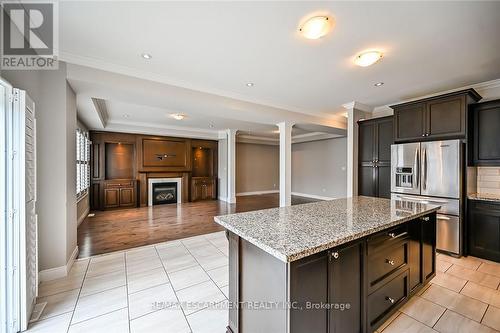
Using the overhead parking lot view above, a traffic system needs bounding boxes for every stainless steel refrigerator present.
[391,139,463,255]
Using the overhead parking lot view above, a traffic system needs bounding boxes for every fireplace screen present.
[152,182,177,205]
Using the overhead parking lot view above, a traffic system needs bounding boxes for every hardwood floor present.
[77,193,318,258]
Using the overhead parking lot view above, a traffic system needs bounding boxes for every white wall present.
[218,138,227,200]
[236,142,279,194]
[2,62,78,274]
[66,84,77,261]
[292,138,347,198]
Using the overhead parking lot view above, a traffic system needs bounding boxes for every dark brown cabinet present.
[358,116,393,199]
[328,242,362,333]
[229,213,436,333]
[191,177,216,201]
[468,200,500,262]
[103,180,137,209]
[190,140,217,201]
[392,89,481,143]
[393,103,426,141]
[472,100,500,166]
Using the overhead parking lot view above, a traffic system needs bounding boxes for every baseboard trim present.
[77,207,90,227]
[236,190,279,196]
[39,246,79,282]
[291,192,335,201]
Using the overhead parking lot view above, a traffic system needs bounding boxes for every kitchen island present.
[214,196,439,333]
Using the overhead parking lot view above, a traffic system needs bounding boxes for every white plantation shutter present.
[1,83,38,332]
[18,90,37,330]
[76,129,90,197]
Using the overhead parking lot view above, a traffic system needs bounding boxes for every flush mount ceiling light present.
[246,82,254,87]
[170,113,186,120]
[374,82,384,87]
[354,50,383,67]
[299,16,333,39]
[141,53,152,59]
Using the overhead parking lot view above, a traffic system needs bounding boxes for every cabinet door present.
[328,242,362,333]
[359,166,376,197]
[376,166,391,199]
[376,119,393,165]
[427,95,466,138]
[119,188,135,207]
[359,122,375,163]
[290,254,328,333]
[205,181,215,200]
[394,103,426,142]
[408,221,422,292]
[473,101,500,165]
[468,203,500,262]
[104,188,120,208]
[421,214,437,283]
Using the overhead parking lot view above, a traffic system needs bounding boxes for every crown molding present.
[373,78,500,112]
[342,101,373,113]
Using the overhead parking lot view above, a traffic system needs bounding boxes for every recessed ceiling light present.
[123,114,130,119]
[170,113,186,120]
[209,123,215,128]
[374,82,384,87]
[246,82,254,87]
[299,16,333,40]
[354,50,383,67]
[141,53,152,59]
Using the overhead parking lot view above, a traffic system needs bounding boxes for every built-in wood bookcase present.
[90,131,218,210]
[190,139,217,201]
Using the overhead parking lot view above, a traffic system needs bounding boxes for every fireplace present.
[148,177,183,206]
[152,182,177,205]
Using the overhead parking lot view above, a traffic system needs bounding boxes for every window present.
[76,129,90,198]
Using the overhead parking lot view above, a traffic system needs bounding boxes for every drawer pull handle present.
[388,231,406,239]
[386,296,395,304]
[386,259,395,266]
[421,216,430,222]
[332,252,339,259]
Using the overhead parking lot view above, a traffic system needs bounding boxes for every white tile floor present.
[28,232,500,333]
[28,231,229,333]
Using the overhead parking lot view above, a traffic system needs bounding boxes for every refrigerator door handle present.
[423,148,427,191]
[414,148,420,189]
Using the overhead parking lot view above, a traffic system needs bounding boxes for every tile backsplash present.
[477,167,500,195]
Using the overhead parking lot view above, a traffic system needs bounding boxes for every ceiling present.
[61,1,500,138]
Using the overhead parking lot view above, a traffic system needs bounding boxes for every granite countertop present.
[214,196,440,262]
[468,193,500,203]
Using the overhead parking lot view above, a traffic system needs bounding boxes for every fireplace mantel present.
[148,178,182,206]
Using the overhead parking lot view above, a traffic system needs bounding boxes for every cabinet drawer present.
[368,270,409,331]
[105,181,134,188]
[368,241,408,290]
[367,224,409,254]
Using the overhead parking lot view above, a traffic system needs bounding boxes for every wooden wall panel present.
[142,139,189,168]
[105,143,135,179]
[89,131,217,209]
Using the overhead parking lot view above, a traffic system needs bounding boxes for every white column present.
[226,129,237,204]
[278,121,293,207]
[343,102,371,197]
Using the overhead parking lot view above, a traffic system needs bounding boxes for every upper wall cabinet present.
[391,89,481,143]
[472,100,500,166]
